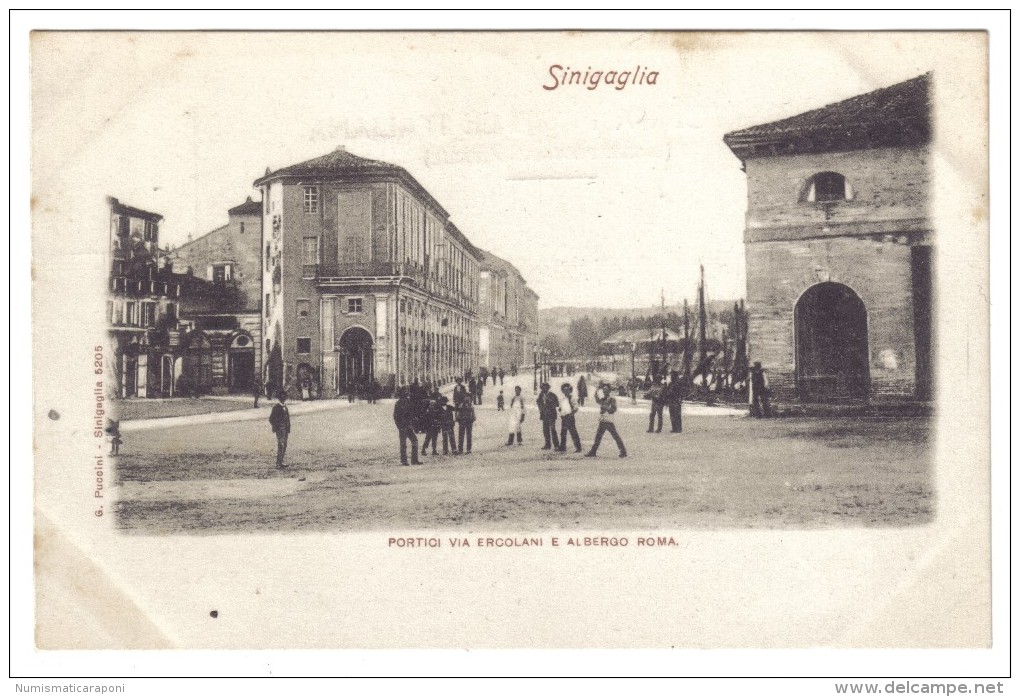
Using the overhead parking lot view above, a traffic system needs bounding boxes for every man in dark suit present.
[666,370,684,433]
[393,387,420,466]
[269,391,291,468]
[536,382,561,450]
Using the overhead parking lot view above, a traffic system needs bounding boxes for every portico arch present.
[794,282,869,401]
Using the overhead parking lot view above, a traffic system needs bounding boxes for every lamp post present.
[533,347,538,393]
[631,341,637,382]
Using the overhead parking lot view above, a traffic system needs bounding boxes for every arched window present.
[802,172,854,203]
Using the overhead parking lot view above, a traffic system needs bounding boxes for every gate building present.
[724,73,934,403]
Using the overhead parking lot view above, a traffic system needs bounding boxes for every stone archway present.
[795,282,869,401]
[227,331,256,393]
[336,326,373,394]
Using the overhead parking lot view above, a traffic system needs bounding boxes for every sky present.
[32,30,981,309]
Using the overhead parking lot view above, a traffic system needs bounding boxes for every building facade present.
[477,249,539,372]
[106,196,182,398]
[724,74,934,403]
[163,197,263,395]
[255,147,483,398]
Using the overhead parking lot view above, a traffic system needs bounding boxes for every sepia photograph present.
[22,17,999,668]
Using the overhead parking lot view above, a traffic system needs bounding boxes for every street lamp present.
[533,347,538,393]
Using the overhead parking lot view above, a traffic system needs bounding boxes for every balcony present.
[110,276,181,298]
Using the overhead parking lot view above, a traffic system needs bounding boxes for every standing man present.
[586,384,627,458]
[456,395,476,454]
[498,367,505,385]
[269,391,291,468]
[576,374,588,407]
[476,375,485,405]
[468,377,478,406]
[536,382,561,451]
[666,370,684,433]
[506,385,526,445]
[393,388,420,466]
[252,371,263,408]
[453,376,468,405]
[647,377,665,433]
[557,383,582,453]
[750,361,771,418]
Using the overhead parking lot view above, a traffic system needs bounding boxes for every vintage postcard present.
[27,28,993,657]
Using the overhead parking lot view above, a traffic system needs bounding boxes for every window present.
[125,302,137,326]
[266,244,271,272]
[296,337,312,354]
[107,301,114,324]
[302,237,320,277]
[297,299,311,318]
[347,297,363,314]
[303,186,319,214]
[143,220,157,241]
[141,302,156,328]
[803,172,852,203]
[117,215,130,237]
[265,293,271,316]
[212,263,232,283]
[239,222,245,235]
[165,303,177,322]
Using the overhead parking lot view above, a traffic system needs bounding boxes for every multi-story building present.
[723,73,934,403]
[254,147,483,398]
[477,249,539,372]
[106,196,181,398]
[162,197,263,395]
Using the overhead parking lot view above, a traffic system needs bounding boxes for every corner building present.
[724,74,934,404]
[255,148,482,398]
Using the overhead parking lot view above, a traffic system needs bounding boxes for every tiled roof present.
[723,73,931,159]
[254,147,449,218]
[228,197,262,216]
[107,196,162,222]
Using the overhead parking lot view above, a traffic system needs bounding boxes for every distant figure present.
[536,382,561,451]
[479,366,489,386]
[300,377,312,401]
[491,368,498,386]
[440,396,457,455]
[750,361,771,418]
[393,388,420,466]
[252,373,263,408]
[496,390,505,411]
[506,385,525,445]
[370,379,381,404]
[456,396,475,454]
[586,384,627,458]
[475,376,484,405]
[498,368,505,385]
[453,376,468,405]
[629,377,638,405]
[647,378,665,433]
[468,377,478,405]
[666,370,684,433]
[557,383,582,453]
[106,419,122,456]
[269,391,291,468]
[576,375,588,407]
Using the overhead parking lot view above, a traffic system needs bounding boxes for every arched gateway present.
[336,326,374,394]
[795,282,869,401]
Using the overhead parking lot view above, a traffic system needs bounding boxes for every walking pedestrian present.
[269,391,291,468]
[476,377,484,405]
[393,388,420,466]
[557,383,582,453]
[647,378,665,433]
[586,384,627,458]
[506,385,525,445]
[456,395,475,454]
[491,368,497,386]
[468,377,477,406]
[536,382,561,450]
[498,368,505,385]
[496,390,505,411]
[750,361,771,418]
[666,370,684,433]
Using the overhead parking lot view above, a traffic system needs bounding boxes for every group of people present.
[532,381,627,458]
[393,381,479,466]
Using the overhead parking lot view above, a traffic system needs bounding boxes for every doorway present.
[795,282,869,401]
